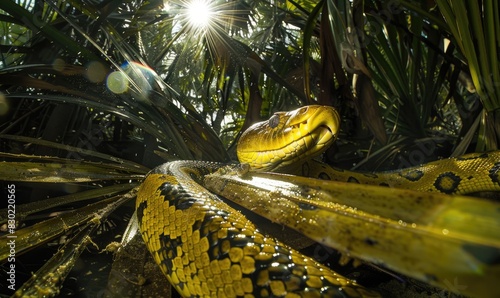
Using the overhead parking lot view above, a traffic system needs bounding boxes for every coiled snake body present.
[237,106,500,195]
[136,161,378,297]
[137,105,500,297]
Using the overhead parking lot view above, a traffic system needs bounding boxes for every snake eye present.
[269,114,280,128]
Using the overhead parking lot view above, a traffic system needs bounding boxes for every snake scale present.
[136,105,500,297]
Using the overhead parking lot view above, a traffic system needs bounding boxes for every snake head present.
[237,105,340,171]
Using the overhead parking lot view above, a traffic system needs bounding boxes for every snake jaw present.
[299,106,339,149]
[316,124,336,146]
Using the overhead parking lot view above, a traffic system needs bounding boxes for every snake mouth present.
[307,107,339,147]
[285,115,337,158]
[285,121,334,148]
[302,125,335,157]
[317,125,335,145]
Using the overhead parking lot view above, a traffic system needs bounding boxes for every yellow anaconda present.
[136,162,380,297]
[238,105,500,195]
[136,105,500,297]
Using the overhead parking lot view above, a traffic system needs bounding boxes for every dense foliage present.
[0,0,498,296]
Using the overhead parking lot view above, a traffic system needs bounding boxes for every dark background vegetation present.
[0,0,498,296]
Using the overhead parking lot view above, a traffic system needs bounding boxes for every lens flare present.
[106,61,158,94]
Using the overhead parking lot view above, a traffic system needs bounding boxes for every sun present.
[186,0,215,29]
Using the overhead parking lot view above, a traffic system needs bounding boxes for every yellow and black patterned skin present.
[298,151,500,194]
[137,105,500,297]
[238,105,500,195]
[136,161,379,297]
